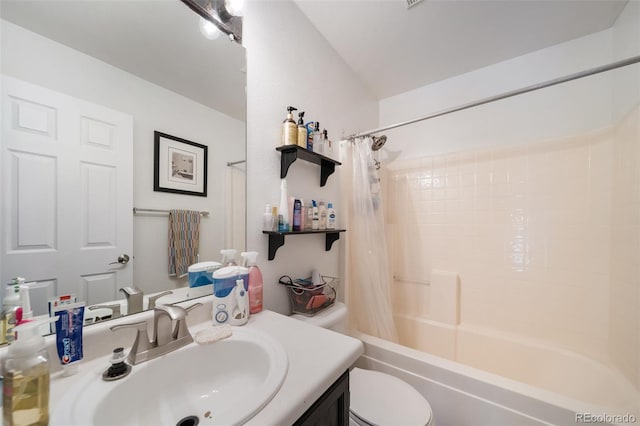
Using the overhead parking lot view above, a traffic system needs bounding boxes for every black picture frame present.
[153,131,208,197]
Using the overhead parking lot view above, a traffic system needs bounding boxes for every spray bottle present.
[220,249,238,266]
[241,251,263,314]
[2,317,58,426]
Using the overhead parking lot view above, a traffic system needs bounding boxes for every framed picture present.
[154,131,208,197]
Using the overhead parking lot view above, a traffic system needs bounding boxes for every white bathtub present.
[352,315,639,426]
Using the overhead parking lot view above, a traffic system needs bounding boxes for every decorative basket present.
[278,275,338,316]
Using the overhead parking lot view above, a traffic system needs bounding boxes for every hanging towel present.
[168,209,201,277]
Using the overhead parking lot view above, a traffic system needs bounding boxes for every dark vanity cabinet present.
[294,370,350,426]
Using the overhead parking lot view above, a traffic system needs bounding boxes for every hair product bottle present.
[297,112,307,148]
[281,106,298,146]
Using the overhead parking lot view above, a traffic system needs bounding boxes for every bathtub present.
[352,315,639,426]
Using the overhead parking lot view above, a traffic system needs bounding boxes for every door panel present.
[1,76,133,312]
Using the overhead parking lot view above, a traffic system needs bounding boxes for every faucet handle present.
[88,303,122,319]
[148,291,173,309]
[173,303,203,340]
[110,321,151,365]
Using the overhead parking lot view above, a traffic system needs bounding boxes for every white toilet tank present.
[290,302,348,334]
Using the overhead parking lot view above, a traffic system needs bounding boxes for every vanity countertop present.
[36,298,363,425]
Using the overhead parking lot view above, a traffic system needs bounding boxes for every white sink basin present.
[51,327,288,426]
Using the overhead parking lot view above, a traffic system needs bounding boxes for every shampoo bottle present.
[327,202,336,229]
[297,112,307,148]
[263,204,273,232]
[293,199,302,231]
[312,200,319,230]
[312,122,321,153]
[241,251,263,314]
[281,106,298,146]
[2,317,57,426]
[318,201,327,230]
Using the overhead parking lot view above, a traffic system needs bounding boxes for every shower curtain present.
[340,137,398,342]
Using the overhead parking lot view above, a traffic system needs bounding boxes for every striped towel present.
[168,209,201,277]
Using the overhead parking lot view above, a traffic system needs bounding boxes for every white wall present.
[243,0,378,314]
[379,28,614,160]
[1,20,245,295]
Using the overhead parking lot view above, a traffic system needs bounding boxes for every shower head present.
[371,135,387,151]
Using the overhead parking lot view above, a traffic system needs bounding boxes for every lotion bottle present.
[281,106,298,146]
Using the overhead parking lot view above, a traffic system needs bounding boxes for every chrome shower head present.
[371,135,387,151]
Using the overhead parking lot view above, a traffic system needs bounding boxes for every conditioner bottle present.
[281,106,298,146]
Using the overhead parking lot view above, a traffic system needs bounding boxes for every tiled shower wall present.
[385,107,639,389]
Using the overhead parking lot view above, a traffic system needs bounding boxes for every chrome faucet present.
[88,303,122,319]
[110,303,202,365]
[119,286,143,315]
[147,290,173,309]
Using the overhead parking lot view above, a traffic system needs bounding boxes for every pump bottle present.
[1,279,21,344]
[281,106,298,146]
[297,111,307,148]
[2,317,58,426]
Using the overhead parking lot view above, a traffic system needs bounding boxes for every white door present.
[1,76,133,314]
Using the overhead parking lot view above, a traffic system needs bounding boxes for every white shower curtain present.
[340,137,398,342]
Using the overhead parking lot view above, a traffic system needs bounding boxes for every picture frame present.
[154,131,208,197]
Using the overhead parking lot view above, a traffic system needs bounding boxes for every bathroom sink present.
[51,327,288,426]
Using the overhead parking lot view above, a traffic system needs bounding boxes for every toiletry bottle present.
[312,122,322,153]
[318,201,327,230]
[288,196,295,232]
[2,317,57,426]
[241,252,263,314]
[314,128,326,155]
[325,130,334,157]
[305,121,315,151]
[18,282,33,325]
[271,206,278,231]
[293,199,302,231]
[1,280,21,344]
[327,202,336,229]
[297,112,307,148]
[281,106,298,146]
[312,200,319,230]
[305,200,313,230]
[300,200,306,231]
[220,249,238,266]
[263,204,273,232]
[278,179,289,232]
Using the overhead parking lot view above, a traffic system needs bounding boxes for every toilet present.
[291,302,435,426]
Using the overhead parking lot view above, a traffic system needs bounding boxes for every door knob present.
[109,254,130,265]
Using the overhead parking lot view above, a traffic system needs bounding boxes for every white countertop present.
[28,296,363,425]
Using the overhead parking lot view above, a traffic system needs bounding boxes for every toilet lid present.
[350,368,432,426]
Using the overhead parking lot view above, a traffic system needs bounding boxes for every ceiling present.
[294,0,629,99]
[0,0,246,120]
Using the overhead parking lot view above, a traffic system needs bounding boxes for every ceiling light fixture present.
[199,16,221,40]
[181,0,243,44]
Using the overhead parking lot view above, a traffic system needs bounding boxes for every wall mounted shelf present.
[276,146,342,187]
[263,229,346,260]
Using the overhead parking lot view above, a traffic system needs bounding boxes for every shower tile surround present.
[386,107,639,391]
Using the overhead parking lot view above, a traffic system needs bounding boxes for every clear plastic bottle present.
[1,280,22,344]
[2,318,57,426]
[318,201,327,230]
[241,252,263,314]
[220,249,238,266]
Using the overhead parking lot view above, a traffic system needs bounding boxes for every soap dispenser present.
[2,317,58,426]
[297,111,307,148]
[281,106,298,146]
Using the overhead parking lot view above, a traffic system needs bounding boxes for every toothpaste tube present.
[53,301,85,375]
[48,294,77,333]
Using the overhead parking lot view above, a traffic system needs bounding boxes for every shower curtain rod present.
[347,55,640,140]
